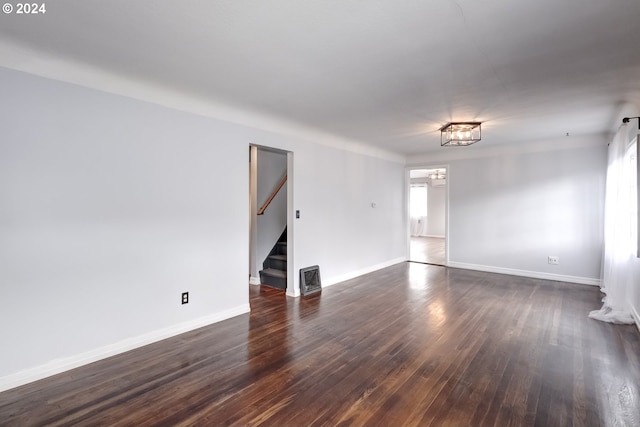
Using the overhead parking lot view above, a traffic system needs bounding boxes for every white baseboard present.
[447,261,601,286]
[249,275,261,285]
[411,234,445,239]
[0,303,250,393]
[323,257,407,288]
[632,304,640,335]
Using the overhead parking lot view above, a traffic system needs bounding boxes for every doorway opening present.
[408,167,448,266]
[249,145,294,295]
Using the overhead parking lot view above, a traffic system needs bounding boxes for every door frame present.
[249,145,295,296]
[406,164,450,266]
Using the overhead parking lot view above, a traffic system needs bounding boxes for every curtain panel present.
[589,127,636,324]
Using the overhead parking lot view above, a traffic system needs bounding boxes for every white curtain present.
[410,216,428,236]
[410,185,428,236]
[589,127,636,324]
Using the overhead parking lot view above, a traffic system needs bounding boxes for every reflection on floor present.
[410,236,445,265]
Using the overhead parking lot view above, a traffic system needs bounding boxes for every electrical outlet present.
[182,292,189,304]
[548,256,559,265]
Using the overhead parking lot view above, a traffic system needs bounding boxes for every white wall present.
[0,67,250,385]
[293,142,406,284]
[426,184,445,237]
[0,67,406,390]
[408,138,607,284]
[256,148,287,270]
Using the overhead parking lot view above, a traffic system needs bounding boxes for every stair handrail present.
[258,175,287,215]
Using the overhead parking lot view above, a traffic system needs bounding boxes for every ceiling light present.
[440,122,482,146]
[428,170,446,180]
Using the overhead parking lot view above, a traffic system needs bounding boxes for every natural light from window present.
[628,139,637,256]
[410,185,427,218]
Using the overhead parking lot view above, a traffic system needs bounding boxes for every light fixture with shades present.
[427,169,446,187]
[440,121,482,146]
[428,169,446,180]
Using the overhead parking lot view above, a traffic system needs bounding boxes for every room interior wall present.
[408,137,607,284]
[0,67,406,391]
[426,183,445,237]
[0,67,251,388]
[292,141,406,286]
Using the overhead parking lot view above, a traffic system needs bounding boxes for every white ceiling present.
[1,0,639,155]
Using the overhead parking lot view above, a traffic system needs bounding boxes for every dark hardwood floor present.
[2,263,639,426]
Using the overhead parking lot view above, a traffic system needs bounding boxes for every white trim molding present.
[323,257,407,288]
[447,262,601,286]
[0,304,250,393]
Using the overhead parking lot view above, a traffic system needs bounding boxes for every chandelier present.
[429,169,446,180]
[440,122,482,146]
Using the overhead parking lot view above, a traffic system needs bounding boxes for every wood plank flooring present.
[410,236,445,265]
[1,263,640,426]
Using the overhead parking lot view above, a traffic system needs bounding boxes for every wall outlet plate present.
[182,292,189,304]
[548,256,559,265]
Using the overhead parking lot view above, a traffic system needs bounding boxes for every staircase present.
[259,228,287,290]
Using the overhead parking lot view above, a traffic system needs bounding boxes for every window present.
[410,185,427,217]
[628,139,638,256]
